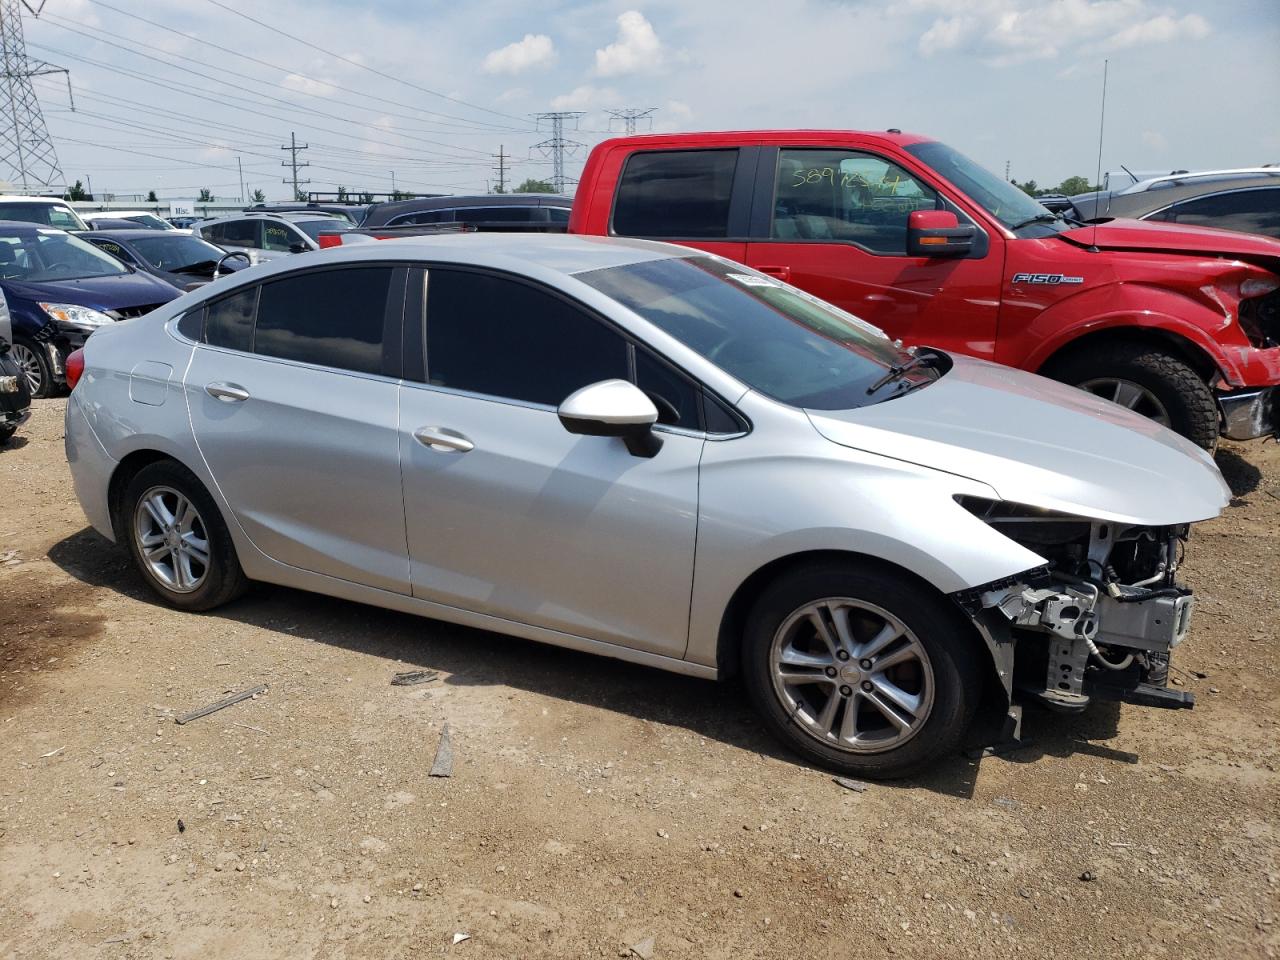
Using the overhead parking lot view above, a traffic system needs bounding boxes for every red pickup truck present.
[569,130,1280,448]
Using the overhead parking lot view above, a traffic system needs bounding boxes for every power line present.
[531,113,585,194]
[281,131,308,200]
[0,0,68,191]
[199,0,532,128]
[606,107,656,136]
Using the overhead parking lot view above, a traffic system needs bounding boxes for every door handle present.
[413,426,474,453]
[756,265,791,282]
[205,381,250,403]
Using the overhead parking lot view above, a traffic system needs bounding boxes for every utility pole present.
[1005,160,1011,182]
[390,170,396,196]
[492,144,507,193]
[84,172,91,199]
[280,131,309,200]
[531,112,585,194]
[237,155,245,202]
[0,0,71,193]
[606,107,656,136]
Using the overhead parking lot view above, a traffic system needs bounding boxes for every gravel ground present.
[1,398,1277,959]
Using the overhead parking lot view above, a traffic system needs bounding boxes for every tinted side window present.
[254,267,394,375]
[1167,188,1280,237]
[772,149,940,253]
[392,209,452,226]
[263,221,301,252]
[205,286,257,352]
[635,347,700,429]
[612,149,738,239]
[216,220,259,247]
[425,269,628,406]
[456,206,539,223]
[177,308,204,341]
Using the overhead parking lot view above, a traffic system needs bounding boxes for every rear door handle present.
[413,426,474,453]
[205,381,250,403]
[756,265,791,282]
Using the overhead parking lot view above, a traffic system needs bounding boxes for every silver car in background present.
[64,234,1228,778]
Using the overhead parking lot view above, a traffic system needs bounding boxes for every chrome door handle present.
[413,426,474,453]
[205,382,250,403]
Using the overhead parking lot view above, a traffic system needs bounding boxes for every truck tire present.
[1046,344,1219,450]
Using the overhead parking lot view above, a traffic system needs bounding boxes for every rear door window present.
[263,221,304,252]
[1163,188,1280,236]
[612,149,738,239]
[253,267,396,375]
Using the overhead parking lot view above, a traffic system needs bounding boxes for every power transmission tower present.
[280,131,309,200]
[606,107,656,136]
[0,0,71,194]
[492,145,507,193]
[531,112,584,193]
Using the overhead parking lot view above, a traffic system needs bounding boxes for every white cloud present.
[482,34,557,74]
[595,11,663,76]
[549,84,619,111]
[281,73,337,97]
[910,0,1212,66]
[1141,129,1169,151]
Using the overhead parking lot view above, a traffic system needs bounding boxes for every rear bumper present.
[1218,386,1276,440]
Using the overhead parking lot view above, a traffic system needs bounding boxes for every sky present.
[12,0,1280,202]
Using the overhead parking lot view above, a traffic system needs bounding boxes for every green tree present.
[358,191,374,204]
[198,188,214,202]
[336,185,350,201]
[1055,175,1093,196]
[1011,178,1040,197]
[65,179,89,201]
[251,188,266,203]
[514,177,554,193]
[146,189,158,202]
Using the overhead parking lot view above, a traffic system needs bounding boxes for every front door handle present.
[205,381,250,403]
[756,265,791,282]
[413,426,474,453]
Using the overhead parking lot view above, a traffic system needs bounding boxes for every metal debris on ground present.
[430,724,454,778]
[833,776,870,792]
[391,669,438,686]
[451,932,470,945]
[629,936,655,959]
[0,549,23,565]
[175,684,267,725]
[39,746,65,758]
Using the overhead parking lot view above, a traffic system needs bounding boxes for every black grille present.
[106,303,167,321]
[1239,288,1280,348]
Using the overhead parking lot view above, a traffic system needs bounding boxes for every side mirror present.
[558,379,663,458]
[907,209,975,257]
[288,242,310,254]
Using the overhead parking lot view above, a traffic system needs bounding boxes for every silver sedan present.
[64,234,1228,778]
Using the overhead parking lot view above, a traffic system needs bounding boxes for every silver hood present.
[806,355,1230,526]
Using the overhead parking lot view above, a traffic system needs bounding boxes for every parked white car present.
[63,234,1228,777]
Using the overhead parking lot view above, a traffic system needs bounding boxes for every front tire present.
[11,338,54,399]
[741,563,983,780]
[1046,343,1219,450]
[120,460,247,611]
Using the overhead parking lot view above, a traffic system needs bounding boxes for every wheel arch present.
[107,449,187,541]
[1035,325,1222,384]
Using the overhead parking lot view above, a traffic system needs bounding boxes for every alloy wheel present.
[133,485,211,594]
[768,598,935,754]
[1078,377,1172,427]
[10,342,42,396]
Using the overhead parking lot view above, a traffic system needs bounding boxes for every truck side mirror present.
[907,210,975,257]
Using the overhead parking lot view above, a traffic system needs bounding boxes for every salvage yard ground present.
[1,399,1278,959]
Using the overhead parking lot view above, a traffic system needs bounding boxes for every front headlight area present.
[38,302,115,334]
[953,496,1196,713]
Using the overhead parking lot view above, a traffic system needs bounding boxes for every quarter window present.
[205,286,257,352]
[612,149,738,239]
[425,269,629,407]
[254,267,395,375]
[772,149,939,253]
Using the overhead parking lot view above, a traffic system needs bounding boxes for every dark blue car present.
[0,220,178,397]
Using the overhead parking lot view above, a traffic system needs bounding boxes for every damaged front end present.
[954,497,1198,713]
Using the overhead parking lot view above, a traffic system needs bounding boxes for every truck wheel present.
[11,338,54,399]
[740,562,983,780]
[1047,344,1219,449]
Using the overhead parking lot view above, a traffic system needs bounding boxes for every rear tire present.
[120,460,248,611]
[740,562,983,780]
[1046,343,1219,450]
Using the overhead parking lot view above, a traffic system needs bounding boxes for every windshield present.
[578,256,916,409]
[294,219,352,241]
[0,202,88,231]
[120,213,175,230]
[0,229,129,281]
[905,141,1068,235]
[131,234,228,270]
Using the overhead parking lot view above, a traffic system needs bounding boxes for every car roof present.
[84,210,156,218]
[82,229,194,241]
[591,129,935,149]
[0,195,71,205]
[1098,176,1280,217]
[1120,167,1280,194]
[364,193,572,216]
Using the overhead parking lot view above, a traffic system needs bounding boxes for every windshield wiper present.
[170,260,218,275]
[865,352,937,394]
[1008,212,1061,231]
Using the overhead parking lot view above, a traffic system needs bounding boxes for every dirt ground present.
[0,398,1277,960]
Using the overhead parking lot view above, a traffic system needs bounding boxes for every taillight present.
[317,233,344,249]
[65,348,85,390]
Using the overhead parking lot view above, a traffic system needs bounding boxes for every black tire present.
[12,337,56,399]
[741,562,983,780]
[0,424,14,446]
[1045,343,1219,450]
[119,459,248,611]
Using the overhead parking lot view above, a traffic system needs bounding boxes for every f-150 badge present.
[1012,273,1084,285]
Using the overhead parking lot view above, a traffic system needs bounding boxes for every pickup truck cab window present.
[773,149,940,254]
[612,149,738,239]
